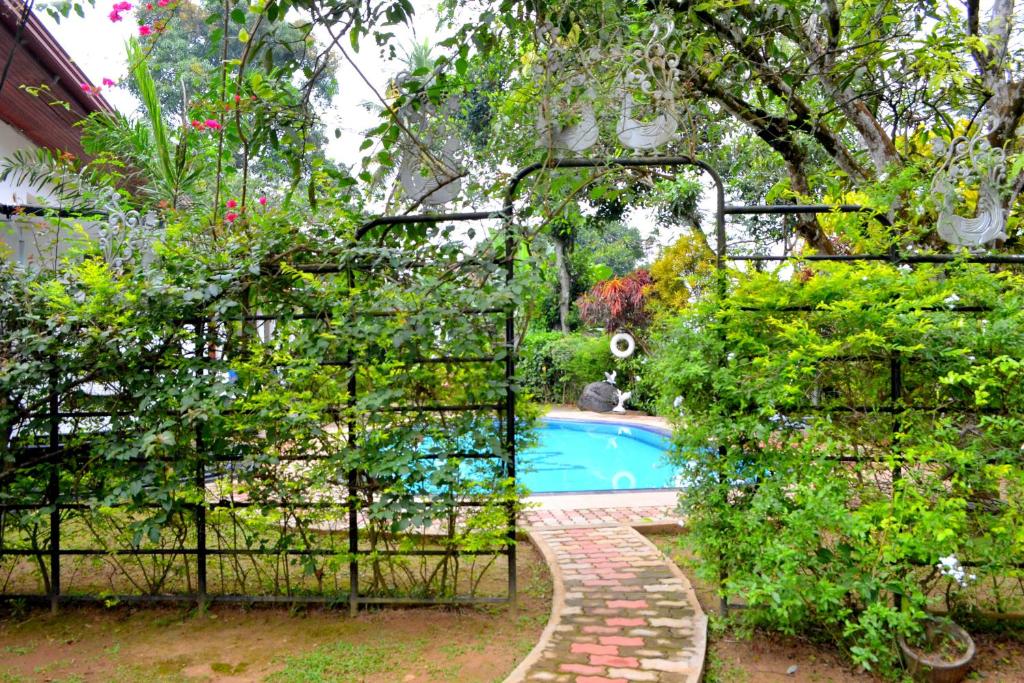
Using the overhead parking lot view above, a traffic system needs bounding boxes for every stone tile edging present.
[504,525,706,683]
[504,525,569,683]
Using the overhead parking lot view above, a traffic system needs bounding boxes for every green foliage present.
[518,331,614,405]
[269,641,399,681]
[648,231,715,315]
[0,175,529,599]
[655,259,1024,677]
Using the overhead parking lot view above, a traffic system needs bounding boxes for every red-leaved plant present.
[576,269,652,332]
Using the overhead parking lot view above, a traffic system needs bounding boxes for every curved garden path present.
[508,517,706,682]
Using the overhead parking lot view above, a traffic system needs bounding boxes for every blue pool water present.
[519,419,677,493]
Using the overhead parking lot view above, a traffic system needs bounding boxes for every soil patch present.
[0,543,551,682]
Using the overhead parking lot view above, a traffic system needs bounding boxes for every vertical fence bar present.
[504,214,517,605]
[195,322,208,606]
[47,371,60,614]
[346,267,359,617]
[890,351,903,610]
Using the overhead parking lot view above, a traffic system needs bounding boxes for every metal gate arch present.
[0,156,720,612]
[11,154,977,613]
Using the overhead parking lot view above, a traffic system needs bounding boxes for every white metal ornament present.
[931,135,1008,248]
[396,83,463,206]
[616,18,682,150]
[616,91,678,150]
[536,83,600,152]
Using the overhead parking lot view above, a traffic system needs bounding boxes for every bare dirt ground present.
[648,532,1024,683]
[0,543,552,683]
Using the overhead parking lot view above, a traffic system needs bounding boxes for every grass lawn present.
[0,542,551,682]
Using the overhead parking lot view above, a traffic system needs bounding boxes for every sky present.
[35,1,724,259]
[38,0,443,165]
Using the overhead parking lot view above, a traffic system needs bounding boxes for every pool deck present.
[506,407,705,683]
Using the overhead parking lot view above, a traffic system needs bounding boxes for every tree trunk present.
[552,235,572,333]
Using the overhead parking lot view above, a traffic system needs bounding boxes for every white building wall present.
[0,118,98,268]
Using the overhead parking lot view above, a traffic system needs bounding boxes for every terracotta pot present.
[897,619,976,683]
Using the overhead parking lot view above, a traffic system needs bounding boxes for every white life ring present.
[610,332,635,359]
[611,470,637,490]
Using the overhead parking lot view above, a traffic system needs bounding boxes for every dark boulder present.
[577,381,619,413]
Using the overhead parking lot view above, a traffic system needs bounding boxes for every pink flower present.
[114,2,132,10]
[190,120,204,130]
[258,196,268,207]
[108,9,123,21]
[139,24,153,36]
[224,212,238,223]
[226,199,237,209]
[80,82,92,93]
[204,119,222,130]
[102,78,116,87]
[157,0,169,5]
[146,2,153,9]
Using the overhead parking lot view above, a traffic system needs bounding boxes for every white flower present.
[937,554,974,587]
[944,293,961,307]
[898,264,912,274]
[673,396,683,408]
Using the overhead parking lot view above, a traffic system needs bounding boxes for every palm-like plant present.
[2,39,211,214]
[80,39,210,210]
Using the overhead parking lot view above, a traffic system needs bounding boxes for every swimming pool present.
[519,419,677,493]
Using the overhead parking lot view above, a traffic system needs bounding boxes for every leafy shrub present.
[518,331,657,412]
[655,258,1024,677]
[519,331,614,404]
[648,232,715,315]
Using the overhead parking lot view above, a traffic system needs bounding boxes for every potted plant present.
[897,617,976,683]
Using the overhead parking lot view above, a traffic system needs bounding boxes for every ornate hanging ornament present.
[616,18,681,150]
[931,134,1008,248]
[534,24,600,153]
[396,78,464,206]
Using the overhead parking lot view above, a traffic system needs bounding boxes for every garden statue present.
[604,370,617,385]
[612,389,631,413]
[931,134,1008,248]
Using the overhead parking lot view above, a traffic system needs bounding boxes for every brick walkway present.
[506,526,706,683]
